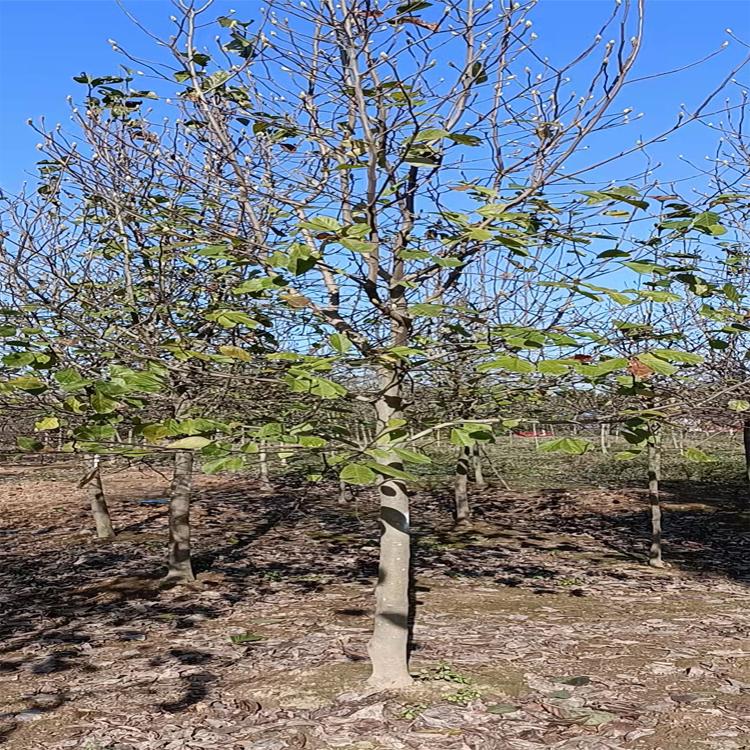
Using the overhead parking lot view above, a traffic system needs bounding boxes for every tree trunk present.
[648,424,664,568]
[259,440,272,491]
[743,419,750,508]
[167,450,195,582]
[454,445,471,525]
[367,367,413,689]
[472,444,487,489]
[600,423,608,454]
[338,479,352,505]
[87,454,115,539]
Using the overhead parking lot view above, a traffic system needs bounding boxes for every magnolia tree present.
[6,0,749,690]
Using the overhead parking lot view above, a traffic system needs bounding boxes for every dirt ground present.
[0,462,749,750]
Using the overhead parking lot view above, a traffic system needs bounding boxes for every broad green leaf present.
[17,436,43,452]
[477,355,535,374]
[8,375,46,392]
[330,333,352,354]
[202,456,245,473]
[167,436,211,450]
[299,215,342,232]
[339,463,377,485]
[219,345,251,361]
[538,437,590,455]
[728,399,750,412]
[35,416,60,431]
[368,462,416,481]
[91,392,118,414]
[392,447,432,465]
[537,360,572,375]
[650,348,703,365]
[684,447,714,463]
[410,303,444,317]
[412,128,450,142]
[614,450,642,460]
[636,353,678,376]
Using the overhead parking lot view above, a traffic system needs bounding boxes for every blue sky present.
[1,0,749,193]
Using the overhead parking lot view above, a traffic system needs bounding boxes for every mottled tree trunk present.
[454,445,471,525]
[259,440,272,491]
[167,450,195,582]
[367,367,413,689]
[648,424,664,568]
[600,423,608,454]
[87,454,115,539]
[472,444,487,489]
[338,479,352,505]
[743,419,750,508]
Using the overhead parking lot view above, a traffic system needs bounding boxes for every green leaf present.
[477,355,535,374]
[299,215,342,232]
[623,261,659,275]
[684,447,714,463]
[17,436,43,452]
[330,333,352,354]
[339,463,377,485]
[35,416,60,431]
[450,428,474,447]
[537,360,572,375]
[636,353,678,376]
[368,462,416,481]
[91,392,119,414]
[412,128,450,142]
[614,450,642,461]
[8,375,46,392]
[650,348,703,365]
[167,436,211,450]
[392,447,432,465]
[219,345,251,361]
[397,0,432,14]
[202,456,245,474]
[538,437,590,455]
[728,399,750,412]
[54,368,91,391]
[410,303,444,317]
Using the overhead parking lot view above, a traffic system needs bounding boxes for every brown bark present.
[367,367,413,689]
[648,424,664,568]
[454,445,471,525]
[167,450,195,582]
[87,455,115,539]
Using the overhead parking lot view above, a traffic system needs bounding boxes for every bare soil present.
[0,463,749,749]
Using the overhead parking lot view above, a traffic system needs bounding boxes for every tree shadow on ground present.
[1,470,750,743]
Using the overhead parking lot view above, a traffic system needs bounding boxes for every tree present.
[6,0,745,691]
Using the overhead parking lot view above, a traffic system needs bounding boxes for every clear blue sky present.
[1,0,749,193]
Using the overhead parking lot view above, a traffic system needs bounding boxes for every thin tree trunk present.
[648,424,664,568]
[338,479,352,505]
[743,419,750,508]
[367,367,413,689]
[259,439,272,491]
[87,454,115,539]
[167,450,195,582]
[472,444,487,489]
[454,445,471,525]
[600,423,608,454]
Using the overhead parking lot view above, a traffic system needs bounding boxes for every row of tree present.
[1,0,749,689]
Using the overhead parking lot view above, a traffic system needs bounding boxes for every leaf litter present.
[0,465,749,748]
